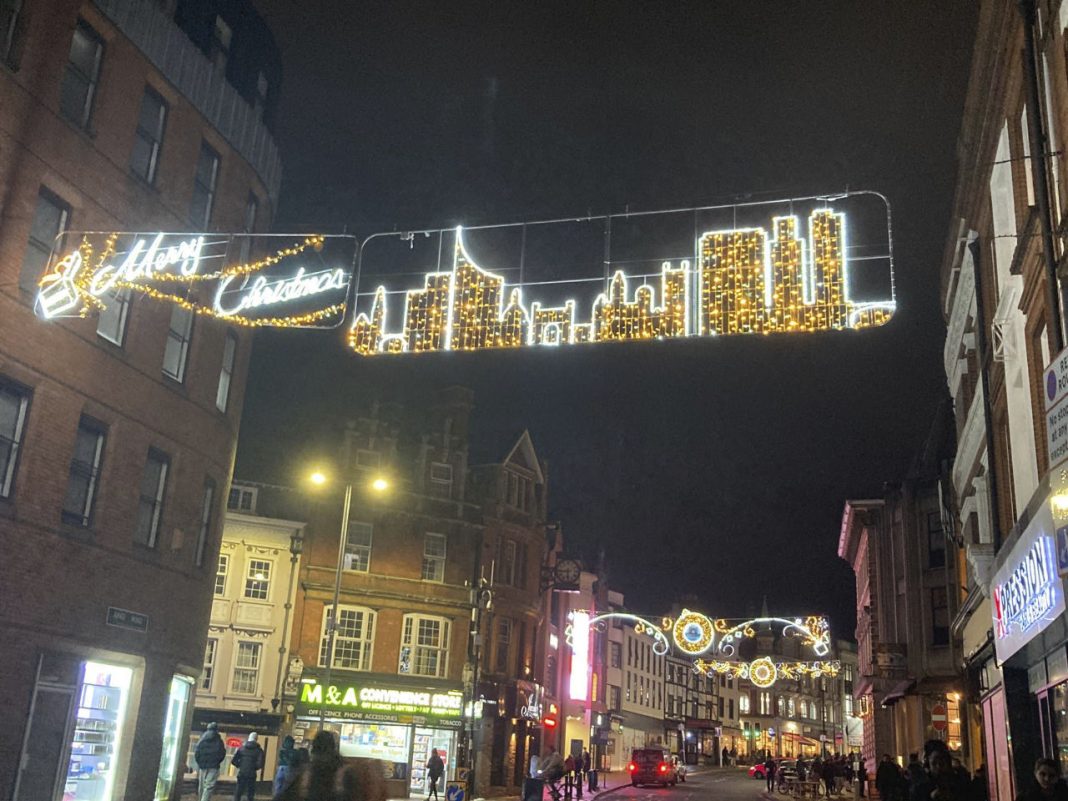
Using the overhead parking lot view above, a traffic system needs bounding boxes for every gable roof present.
[503,430,545,484]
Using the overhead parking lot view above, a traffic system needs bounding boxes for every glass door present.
[154,675,194,800]
[411,728,457,793]
[67,661,133,801]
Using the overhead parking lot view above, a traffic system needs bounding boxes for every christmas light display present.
[35,231,353,329]
[348,208,894,356]
[748,657,778,688]
[671,609,714,655]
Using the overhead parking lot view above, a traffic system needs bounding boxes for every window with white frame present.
[59,19,103,128]
[201,638,217,690]
[227,485,257,513]
[0,380,30,499]
[759,692,771,715]
[162,306,194,382]
[243,558,271,600]
[421,533,446,582]
[230,641,261,694]
[130,86,167,184]
[429,462,452,498]
[96,289,131,346]
[194,479,216,567]
[788,697,796,717]
[739,693,750,714]
[1020,107,1036,206]
[133,449,168,547]
[399,614,450,677]
[344,522,372,572]
[62,416,105,527]
[214,553,229,596]
[499,538,520,586]
[320,605,375,670]
[989,121,1017,290]
[216,332,237,412]
[494,617,512,674]
[20,187,69,292]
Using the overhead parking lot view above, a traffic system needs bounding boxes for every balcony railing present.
[94,0,282,203]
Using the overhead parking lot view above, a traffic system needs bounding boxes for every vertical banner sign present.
[569,610,591,702]
[34,231,355,328]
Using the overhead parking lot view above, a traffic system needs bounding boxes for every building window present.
[227,484,257,513]
[429,461,452,498]
[61,417,105,527]
[0,380,30,498]
[1,0,23,64]
[499,538,517,585]
[931,586,950,646]
[59,20,103,128]
[209,15,231,73]
[399,614,450,678]
[130,87,167,183]
[421,532,446,582]
[610,641,622,668]
[1020,107,1036,206]
[162,306,194,382]
[739,693,750,714]
[927,511,946,569]
[230,641,261,695]
[355,449,380,469]
[344,521,372,572]
[96,289,131,346]
[133,449,168,547]
[320,605,375,670]
[777,696,785,716]
[506,469,531,511]
[201,638,217,690]
[788,697,796,717]
[190,142,220,228]
[989,122,1017,289]
[494,617,512,674]
[194,479,216,567]
[609,685,621,711]
[215,331,238,412]
[844,693,854,716]
[759,692,771,715]
[20,187,69,292]
[214,553,228,596]
[243,558,271,600]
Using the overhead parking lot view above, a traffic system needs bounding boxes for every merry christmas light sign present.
[349,192,895,356]
[34,231,355,328]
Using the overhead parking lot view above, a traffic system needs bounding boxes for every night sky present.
[236,1,978,638]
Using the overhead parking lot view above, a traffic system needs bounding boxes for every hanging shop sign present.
[992,502,1066,661]
[34,231,354,328]
[296,680,462,722]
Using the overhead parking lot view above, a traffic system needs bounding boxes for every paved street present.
[595,768,763,801]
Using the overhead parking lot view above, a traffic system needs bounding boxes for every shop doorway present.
[411,727,457,795]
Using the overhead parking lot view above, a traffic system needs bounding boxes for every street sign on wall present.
[931,704,947,732]
[1045,347,1068,410]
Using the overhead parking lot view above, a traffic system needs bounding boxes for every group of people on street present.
[762,752,864,796]
[532,745,593,800]
[721,746,739,766]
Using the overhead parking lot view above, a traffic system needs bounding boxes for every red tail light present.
[627,763,637,773]
[659,763,668,773]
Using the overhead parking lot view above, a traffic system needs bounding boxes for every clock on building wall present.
[553,558,581,590]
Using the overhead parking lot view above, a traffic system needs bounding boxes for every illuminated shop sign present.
[35,231,354,329]
[992,502,1066,661]
[349,192,895,356]
[298,681,462,717]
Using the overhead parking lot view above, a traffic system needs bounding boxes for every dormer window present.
[505,469,531,512]
[227,484,257,513]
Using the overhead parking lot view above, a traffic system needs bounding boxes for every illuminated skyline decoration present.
[348,211,894,356]
[35,232,353,328]
[571,610,836,689]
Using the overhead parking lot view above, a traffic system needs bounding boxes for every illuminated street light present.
[371,477,389,492]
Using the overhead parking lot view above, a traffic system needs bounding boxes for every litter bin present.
[523,777,544,801]
[588,771,598,791]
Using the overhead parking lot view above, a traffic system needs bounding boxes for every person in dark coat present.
[765,757,778,793]
[911,742,969,801]
[194,722,227,801]
[427,747,445,801]
[876,755,902,801]
[231,732,264,801]
[1015,759,1068,801]
[274,735,304,796]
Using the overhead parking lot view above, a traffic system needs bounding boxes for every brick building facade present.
[0,0,281,797]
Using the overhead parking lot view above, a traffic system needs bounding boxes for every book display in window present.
[66,661,132,801]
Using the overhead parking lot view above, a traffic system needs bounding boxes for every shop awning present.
[879,679,914,707]
[798,736,821,747]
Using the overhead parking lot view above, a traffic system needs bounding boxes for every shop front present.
[989,489,1068,795]
[184,709,283,789]
[292,671,464,798]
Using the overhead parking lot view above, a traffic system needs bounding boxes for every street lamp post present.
[319,479,352,729]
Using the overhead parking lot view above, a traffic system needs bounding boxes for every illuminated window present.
[194,479,216,567]
[344,522,372,572]
[1,0,23,64]
[213,553,228,596]
[421,532,446,582]
[162,306,194,382]
[946,695,962,750]
[400,614,450,678]
[739,693,750,714]
[320,605,375,670]
[20,187,69,292]
[989,122,1017,289]
[788,697,795,717]
[429,461,453,498]
[243,558,271,600]
[201,638,217,690]
[189,142,219,228]
[759,692,771,715]
[59,20,103,128]
[130,87,167,184]
[216,332,238,412]
[62,417,105,527]
[610,642,622,668]
[230,641,261,694]
[133,449,169,547]
[0,380,30,499]
[96,289,131,346]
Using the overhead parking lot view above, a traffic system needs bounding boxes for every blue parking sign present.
[446,781,466,801]
[1057,526,1068,576]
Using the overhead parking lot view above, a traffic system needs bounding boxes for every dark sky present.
[237,1,978,638]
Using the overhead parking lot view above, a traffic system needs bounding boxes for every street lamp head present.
[309,470,328,487]
[371,477,389,493]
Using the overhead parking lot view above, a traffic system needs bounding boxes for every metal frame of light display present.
[348,191,895,356]
[569,608,839,688]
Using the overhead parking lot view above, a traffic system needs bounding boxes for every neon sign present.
[568,610,590,701]
[349,193,895,356]
[993,529,1064,660]
[35,232,354,328]
[298,681,462,716]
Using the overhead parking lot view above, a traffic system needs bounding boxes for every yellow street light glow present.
[371,477,389,492]
[1052,493,1068,514]
[309,470,328,486]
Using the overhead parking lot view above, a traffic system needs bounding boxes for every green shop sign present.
[299,682,462,717]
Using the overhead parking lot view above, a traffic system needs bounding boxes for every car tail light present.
[627,763,637,773]
[659,763,668,773]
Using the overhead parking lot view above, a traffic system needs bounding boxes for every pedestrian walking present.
[582,750,592,785]
[730,747,738,767]
[765,757,778,793]
[564,754,576,794]
[274,735,307,796]
[876,754,902,801]
[858,759,868,799]
[230,732,264,801]
[194,722,227,801]
[722,746,729,767]
[427,747,445,801]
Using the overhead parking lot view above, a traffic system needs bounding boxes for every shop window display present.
[66,661,133,801]
[334,722,411,778]
[154,675,194,800]
[410,728,456,793]
[1054,682,1068,774]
